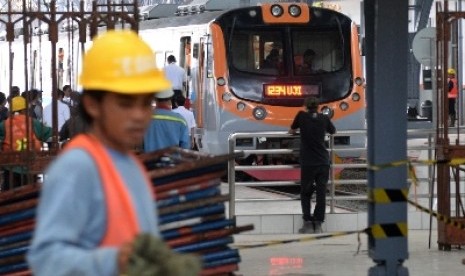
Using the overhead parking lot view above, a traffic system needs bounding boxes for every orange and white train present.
[139,2,366,155]
[0,2,366,156]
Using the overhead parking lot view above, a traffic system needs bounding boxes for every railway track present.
[248,158,369,212]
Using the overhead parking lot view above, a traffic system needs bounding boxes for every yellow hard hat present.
[11,96,26,112]
[448,68,456,75]
[79,30,172,94]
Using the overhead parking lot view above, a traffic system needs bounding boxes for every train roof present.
[139,4,354,31]
[139,10,225,30]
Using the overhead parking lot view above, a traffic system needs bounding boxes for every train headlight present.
[217,77,226,86]
[237,102,246,111]
[222,92,232,102]
[354,77,364,86]
[253,106,267,120]
[270,5,284,17]
[339,102,349,111]
[321,106,334,118]
[352,92,361,102]
[288,5,301,17]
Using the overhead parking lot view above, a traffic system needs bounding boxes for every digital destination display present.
[264,84,320,98]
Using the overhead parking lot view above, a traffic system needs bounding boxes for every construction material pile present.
[0,147,252,275]
[141,147,253,276]
[0,184,38,275]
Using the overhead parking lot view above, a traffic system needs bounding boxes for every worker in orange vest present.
[27,30,199,275]
[0,96,52,190]
[448,68,458,127]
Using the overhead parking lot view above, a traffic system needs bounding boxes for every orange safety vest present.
[448,78,458,99]
[2,114,42,151]
[65,134,154,246]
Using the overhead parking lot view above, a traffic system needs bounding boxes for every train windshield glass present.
[292,30,344,75]
[229,29,287,76]
[229,28,344,77]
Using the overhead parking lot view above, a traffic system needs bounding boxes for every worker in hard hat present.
[27,30,200,275]
[448,68,458,127]
[0,96,52,190]
[143,89,190,152]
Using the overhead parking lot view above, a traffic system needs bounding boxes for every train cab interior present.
[229,29,344,78]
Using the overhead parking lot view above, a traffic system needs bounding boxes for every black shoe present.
[313,221,323,233]
[298,221,315,234]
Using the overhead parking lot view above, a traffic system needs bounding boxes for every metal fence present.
[227,128,437,218]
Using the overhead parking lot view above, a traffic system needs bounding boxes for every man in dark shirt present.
[0,92,8,121]
[289,96,336,233]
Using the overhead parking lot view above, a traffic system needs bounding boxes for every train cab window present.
[292,30,343,75]
[229,30,286,76]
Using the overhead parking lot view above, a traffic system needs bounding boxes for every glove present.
[126,233,201,276]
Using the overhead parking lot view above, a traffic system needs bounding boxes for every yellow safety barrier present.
[407,199,465,231]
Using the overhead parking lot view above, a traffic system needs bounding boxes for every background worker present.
[62,84,81,115]
[289,96,335,234]
[27,30,199,275]
[172,94,196,149]
[7,85,20,105]
[297,49,316,74]
[297,49,325,75]
[59,100,88,143]
[0,92,8,122]
[144,90,190,152]
[164,55,187,105]
[447,68,458,127]
[42,88,71,132]
[262,48,280,69]
[0,96,52,190]
[21,89,43,120]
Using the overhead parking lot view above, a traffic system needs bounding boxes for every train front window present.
[292,30,343,75]
[230,30,286,76]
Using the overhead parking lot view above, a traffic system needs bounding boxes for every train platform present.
[225,136,439,235]
[227,184,465,275]
[233,229,465,275]
[224,184,435,235]
[224,137,465,275]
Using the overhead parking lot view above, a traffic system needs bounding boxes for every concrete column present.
[364,0,409,275]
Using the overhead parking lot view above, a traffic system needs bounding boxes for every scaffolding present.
[0,0,139,189]
[435,0,465,250]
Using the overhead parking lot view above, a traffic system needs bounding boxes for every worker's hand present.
[118,241,133,274]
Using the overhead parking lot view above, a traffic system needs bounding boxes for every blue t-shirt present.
[144,108,190,152]
[27,147,159,276]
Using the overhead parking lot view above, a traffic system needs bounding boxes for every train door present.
[194,37,206,150]
[191,41,200,109]
[179,36,191,99]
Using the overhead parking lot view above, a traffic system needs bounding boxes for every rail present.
[227,128,442,218]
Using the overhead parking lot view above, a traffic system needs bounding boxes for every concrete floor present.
[233,230,465,276]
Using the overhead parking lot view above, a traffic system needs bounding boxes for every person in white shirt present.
[164,55,187,100]
[43,89,71,131]
[172,95,196,149]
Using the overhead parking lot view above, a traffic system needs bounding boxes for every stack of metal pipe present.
[141,147,253,276]
[0,147,252,275]
[0,184,39,275]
